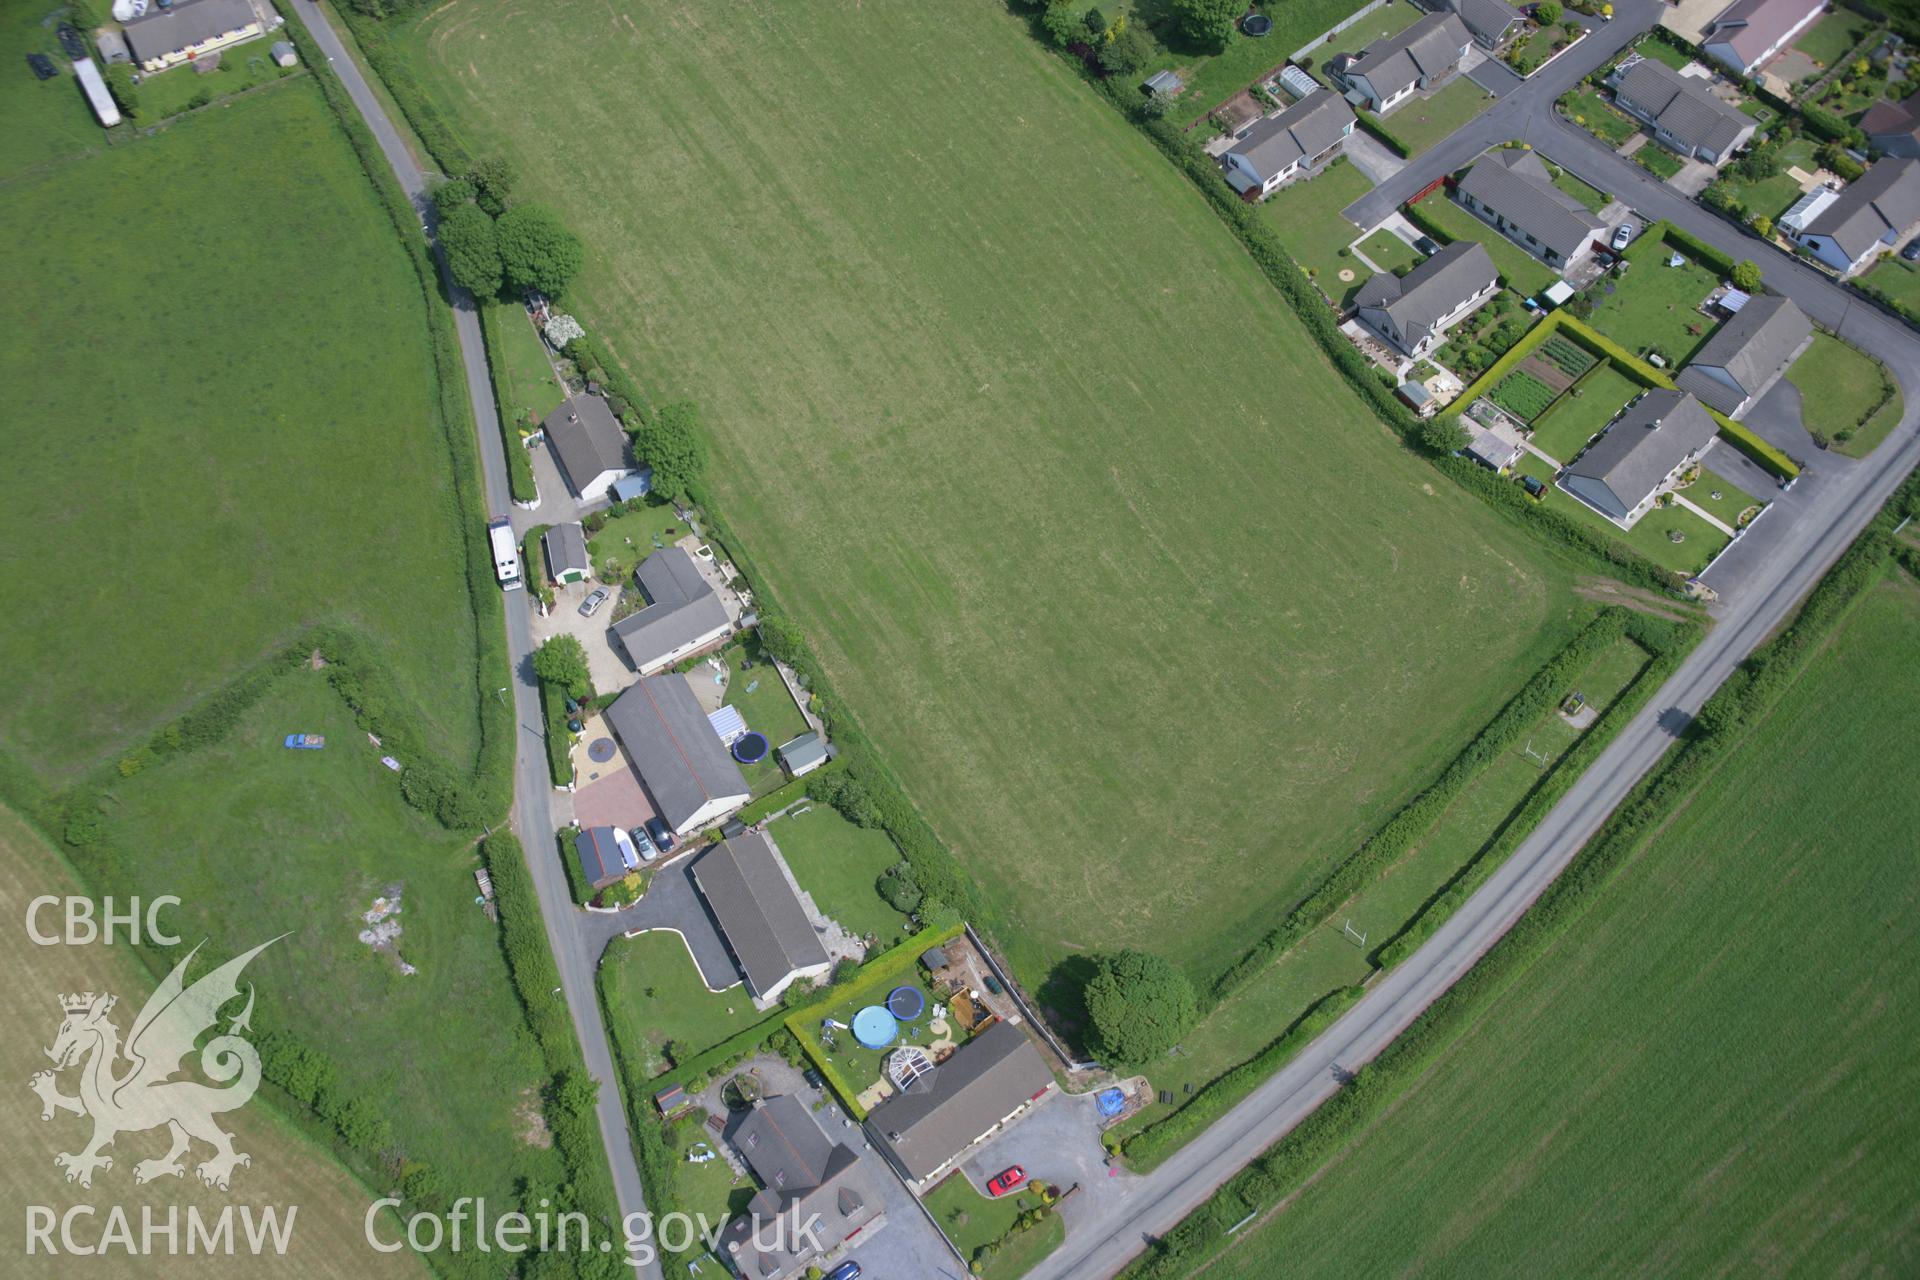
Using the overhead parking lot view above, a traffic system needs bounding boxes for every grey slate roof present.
[693,832,830,998]
[1455,149,1606,262]
[1227,91,1355,177]
[1863,91,1920,148]
[1674,293,1812,413]
[872,1020,1053,1182]
[541,522,590,579]
[1436,0,1522,44]
[1564,389,1719,519]
[720,1096,872,1277]
[574,827,624,888]
[123,0,258,63]
[542,395,629,495]
[1354,241,1497,349]
[604,675,749,831]
[1345,12,1470,99]
[776,731,827,772]
[1614,60,1752,156]
[1702,0,1822,69]
[1801,158,1920,264]
[610,545,731,670]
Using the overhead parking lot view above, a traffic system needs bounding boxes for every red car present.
[986,1166,1026,1197]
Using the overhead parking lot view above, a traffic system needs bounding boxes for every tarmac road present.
[288,5,663,1273]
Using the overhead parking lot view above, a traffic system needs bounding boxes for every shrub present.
[877,862,923,912]
[630,399,707,500]
[1085,950,1199,1069]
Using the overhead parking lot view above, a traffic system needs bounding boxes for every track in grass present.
[1199,571,1920,1278]
[410,0,1583,987]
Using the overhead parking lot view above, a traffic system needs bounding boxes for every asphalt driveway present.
[586,857,741,992]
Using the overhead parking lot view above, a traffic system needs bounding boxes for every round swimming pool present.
[852,1005,899,1049]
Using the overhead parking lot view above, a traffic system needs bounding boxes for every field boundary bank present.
[1118,468,1920,1280]
[1116,610,1693,1169]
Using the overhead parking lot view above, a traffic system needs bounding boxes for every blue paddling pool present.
[852,1005,898,1049]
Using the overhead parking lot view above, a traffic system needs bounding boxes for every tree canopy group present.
[433,159,587,302]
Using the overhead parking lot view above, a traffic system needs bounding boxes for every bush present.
[1085,951,1198,1069]
[630,399,707,500]
[496,204,585,298]
[877,862,923,912]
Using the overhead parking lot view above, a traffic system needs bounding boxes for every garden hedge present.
[1354,110,1411,158]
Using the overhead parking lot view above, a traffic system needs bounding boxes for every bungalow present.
[541,395,634,502]
[1790,158,1920,276]
[1561,389,1720,526]
[541,522,591,584]
[1610,59,1755,166]
[1674,293,1813,416]
[603,676,750,834]
[573,826,638,891]
[1328,13,1472,115]
[692,832,832,1004]
[1223,91,1356,198]
[719,1096,884,1280]
[1454,149,1607,271]
[1354,241,1500,357]
[609,545,732,674]
[1700,0,1826,78]
[870,1020,1055,1188]
[1433,0,1523,50]
[1863,91,1920,160]
[122,0,266,74]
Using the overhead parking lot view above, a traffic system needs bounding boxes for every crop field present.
[1489,370,1559,421]
[0,76,479,783]
[1198,570,1920,1280]
[0,803,424,1278]
[406,0,1583,987]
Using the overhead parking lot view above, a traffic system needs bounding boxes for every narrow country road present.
[289,5,662,1273]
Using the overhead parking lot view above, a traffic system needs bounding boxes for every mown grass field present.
[407,0,1582,988]
[0,803,424,1277]
[1199,571,1920,1279]
[0,74,479,784]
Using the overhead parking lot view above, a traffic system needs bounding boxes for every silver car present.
[578,587,610,617]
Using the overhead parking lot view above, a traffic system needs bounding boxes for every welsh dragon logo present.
[29,937,282,1191]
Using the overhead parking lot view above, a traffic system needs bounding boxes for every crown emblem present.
[59,992,112,1015]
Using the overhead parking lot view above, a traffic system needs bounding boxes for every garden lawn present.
[1583,237,1722,365]
[767,804,912,946]
[1412,194,1559,295]
[603,930,781,1080]
[0,802,429,1280]
[1356,229,1422,276]
[489,302,567,431]
[1528,365,1640,462]
[1793,9,1874,68]
[1388,78,1494,156]
[924,1172,1053,1262]
[1516,455,1728,575]
[661,1113,752,1271]
[1550,165,1610,214]
[1105,631,1652,1150]
[1259,157,1373,304]
[1632,37,1695,71]
[716,635,810,796]
[1319,0,1424,66]
[408,0,1582,989]
[1682,465,1762,529]
[1199,571,1920,1280]
[1786,332,1902,454]
[589,502,696,582]
[1561,86,1638,145]
[1635,143,1685,180]
[1709,137,1816,223]
[1165,0,1380,124]
[82,676,562,1213]
[0,80,479,782]
[134,53,295,121]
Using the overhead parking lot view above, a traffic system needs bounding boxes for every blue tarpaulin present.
[1096,1088,1126,1117]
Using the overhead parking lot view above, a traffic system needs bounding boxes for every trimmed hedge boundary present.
[1354,110,1411,158]
[1121,472,1920,1280]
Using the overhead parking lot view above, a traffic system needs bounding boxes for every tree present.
[1537,0,1562,23]
[1169,0,1240,50]
[630,398,707,499]
[1083,950,1197,1068]
[1418,415,1469,455]
[430,176,475,216]
[438,202,503,298]
[877,863,923,913]
[495,204,585,298]
[103,62,140,123]
[533,635,592,699]
[1100,23,1158,75]
[1731,258,1763,292]
[470,156,517,216]
[1751,214,1774,238]
[1039,4,1081,47]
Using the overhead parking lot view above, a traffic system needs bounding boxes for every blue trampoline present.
[852,1005,898,1049]
[886,986,925,1021]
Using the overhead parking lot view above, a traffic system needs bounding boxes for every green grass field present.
[767,804,913,946]
[1259,157,1373,304]
[407,0,1584,990]
[0,78,480,782]
[1786,332,1904,455]
[1709,136,1816,223]
[1388,78,1495,156]
[1681,465,1762,529]
[602,931,781,1080]
[1635,142,1685,180]
[84,676,563,1212]
[1528,365,1641,462]
[0,803,428,1280]
[488,302,567,431]
[1200,570,1920,1279]
[1585,238,1722,365]
[1,3,108,182]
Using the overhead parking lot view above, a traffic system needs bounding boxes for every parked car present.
[643,817,676,854]
[629,826,657,862]
[1612,222,1636,251]
[1902,239,1920,262]
[824,1264,862,1280]
[802,1067,825,1089]
[579,587,610,617]
[1412,235,1441,257]
[986,1166,1027,1197]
